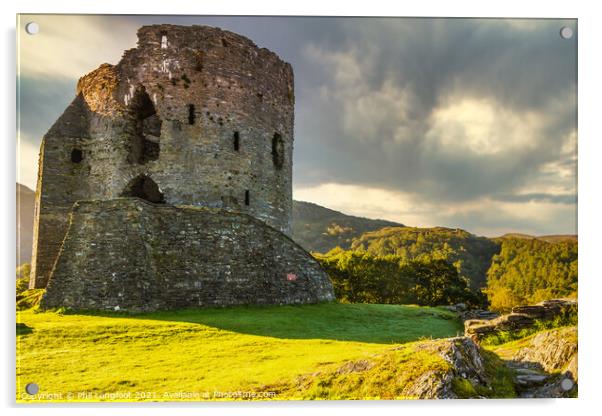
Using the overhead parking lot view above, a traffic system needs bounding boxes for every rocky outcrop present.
[410,327,578,399]
[511,327,577,375]
[404,337,490,399]
[499,327,577,398]
[511,299,578,321]
[465,299,577,340]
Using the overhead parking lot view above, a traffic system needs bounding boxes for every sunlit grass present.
[16,303,462,402]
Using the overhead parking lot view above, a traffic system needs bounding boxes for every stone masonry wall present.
[31,24,294,288]
[41,198,334,312]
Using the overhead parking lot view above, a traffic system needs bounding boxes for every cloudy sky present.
[17,15,577,236]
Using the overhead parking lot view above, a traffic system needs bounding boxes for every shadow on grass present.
[65,302,463,344]
[16,322,33,336]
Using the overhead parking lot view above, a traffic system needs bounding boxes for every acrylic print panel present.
[16,15,577,402]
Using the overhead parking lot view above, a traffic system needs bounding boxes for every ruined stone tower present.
[31,25,334,311]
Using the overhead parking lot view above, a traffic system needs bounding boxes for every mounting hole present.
[25,382,39,395]
[560,377,574,391]
[25,22,39,35]
[560,26,573,40]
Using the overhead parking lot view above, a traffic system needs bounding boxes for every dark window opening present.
[188,104,196,125]
[221,38,229,47]
[71,148,83,163]
[245,190,250,206]
[141,139,160,162]
[120,175,165,204]
[233,132,240,151]
[128,86,161,165]
[272,133,285,170]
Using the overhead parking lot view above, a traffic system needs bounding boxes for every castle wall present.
[31,25,295,288]
[41,198,334,312]
[29,95,95,288]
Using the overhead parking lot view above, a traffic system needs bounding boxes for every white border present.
[3,1,601,415]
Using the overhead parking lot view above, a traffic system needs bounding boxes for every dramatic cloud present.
[16,16,577,236]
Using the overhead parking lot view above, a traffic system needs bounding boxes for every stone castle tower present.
[31,25,334,311]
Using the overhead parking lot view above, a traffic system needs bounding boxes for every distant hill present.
[495,233,577,243]
[17,183,35,265]
[292,200,402,253]
[350,226,500,289]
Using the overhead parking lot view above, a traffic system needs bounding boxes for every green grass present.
[261,342,453,400]
[16,303,463,402]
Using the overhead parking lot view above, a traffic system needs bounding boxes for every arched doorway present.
[120,175,165,203]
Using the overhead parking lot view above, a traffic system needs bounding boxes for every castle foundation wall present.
[41,198,334,312]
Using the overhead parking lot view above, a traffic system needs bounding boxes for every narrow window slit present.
[272,133,284,170]
[188,104,196,125]
[233,132,240,151]
[244,190,250,206]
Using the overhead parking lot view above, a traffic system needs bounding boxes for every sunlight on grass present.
[16,303,462,402]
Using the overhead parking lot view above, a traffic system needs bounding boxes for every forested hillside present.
[485,238,578,311]
[350,227,500,289]
[315,228,577,311]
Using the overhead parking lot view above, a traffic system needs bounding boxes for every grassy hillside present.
[292,200,402,253]
[350,226,500,289]
[17,303,463,402]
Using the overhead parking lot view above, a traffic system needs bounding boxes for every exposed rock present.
[405,337,489,399]
[460,309,500,321]
[510,327,577,377]
[515,374,548,387]
[465,299,577,341]
[402,370,455,399]
[512,299,577,320]
[500,326,578,398]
